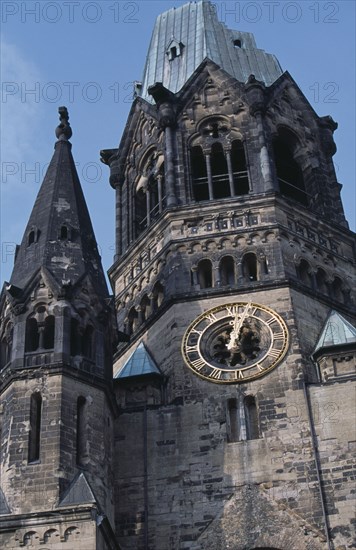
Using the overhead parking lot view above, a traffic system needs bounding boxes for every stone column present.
[205,154,214,200]
[157,175,163,213]
[225,150,235,197]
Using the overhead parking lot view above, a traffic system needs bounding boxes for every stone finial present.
[55,106,73,140]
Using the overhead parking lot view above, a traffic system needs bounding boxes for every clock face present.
[182,302,289,383]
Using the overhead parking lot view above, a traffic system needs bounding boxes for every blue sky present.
[1,0,355,287]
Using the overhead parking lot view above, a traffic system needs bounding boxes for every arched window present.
[127,307,139,335]
[140,294,151,323]
[316,268,329,295]
[28,392,42,463]
[25,318,39,352]
[197,259,213,289]
[70,318,81,356]
[211,142,230,199]
[43,316,55,350]
[219,256,235,286]
[0,323,13,368]
[191,146,209,201]
[227,398,239,443]
[76,396,87,466]
[242,253,257,282]
[152,282,164,311]
[331,277,344,302]
[231,140,249,195]
[298,259,312,287]
[273,135,307,206]
[244,396,259,440]
[82,325,94,359]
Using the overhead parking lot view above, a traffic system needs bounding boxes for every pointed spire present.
[9,108,108,298]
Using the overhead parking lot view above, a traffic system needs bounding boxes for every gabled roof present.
[9,108,108,300]
[313,310,356,356]
[115,342,162,379]
[138,0,282,101]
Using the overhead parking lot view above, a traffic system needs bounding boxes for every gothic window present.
[25,317,39,352]
[273,135,308,206]
[43,315,55,350]
[242,253,258,282]
[28,392,42,463]
[244,396,259,440]
[82,325,94,359]
[298,259,313,287]
[152,282,164,311]
[191,146,209,201]
[231,140,249,195]
[197,259,213,289]
[135,188,147,232]
[140,294,151,323]
[316,268,329,295]
[219,256,235,286]
[227,398,239,442]
[76,396,87,466]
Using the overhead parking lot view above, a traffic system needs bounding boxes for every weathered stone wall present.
[114,288,355,549]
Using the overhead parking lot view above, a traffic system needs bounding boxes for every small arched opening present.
[242,253,258,282]
[127,307,139,335]
[197,259,213,289]
[219,256,235,286]
[298,259,313,287]
[140,294,151,323]
[152,282,164,311]
[316,268,329,295]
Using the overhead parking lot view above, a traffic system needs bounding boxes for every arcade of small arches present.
[0,305,99,370]
[120,249,350,338]
[296,258,350,303]
[17,525,80,546]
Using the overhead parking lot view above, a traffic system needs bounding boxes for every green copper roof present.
[115,342,162,379]
[138,0,282,101]
[313,311,356,355]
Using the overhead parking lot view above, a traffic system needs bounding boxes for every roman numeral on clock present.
[268,348,281,359]
[191,358,205,371]
[210,368,222,380]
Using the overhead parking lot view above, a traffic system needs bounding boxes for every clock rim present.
[181,301,290,384]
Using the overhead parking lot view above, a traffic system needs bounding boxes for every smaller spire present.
[55,106,72,141]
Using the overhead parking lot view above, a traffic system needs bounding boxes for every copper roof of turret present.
[9,108,108,298]
[138,0,282,101]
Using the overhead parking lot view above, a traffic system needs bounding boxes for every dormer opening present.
[60,225,68,240]
[28,231,35,246]
[233,39,242,48]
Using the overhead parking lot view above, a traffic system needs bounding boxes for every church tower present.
[0,109,118,549]
[102,1,356,549]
